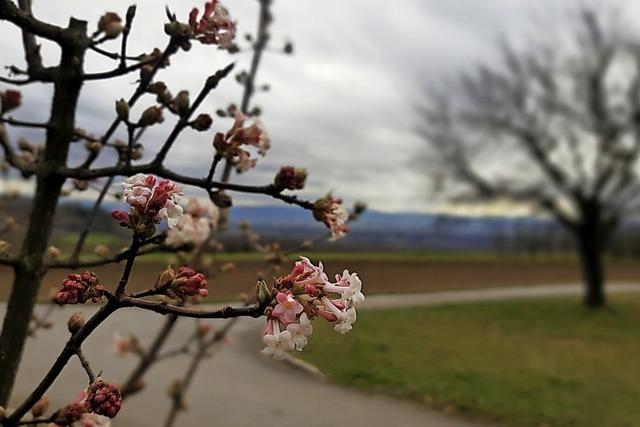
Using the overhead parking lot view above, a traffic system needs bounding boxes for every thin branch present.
[0,117,48,129]
[48,245,163,270]
[57,162,314,210]
[120,314,179,398]
[0,0,69,44]
[69,176,116,263]
[152,62,235,165]
[0,75,38,86]
[4,303,118,425]
[89,45,140,61]
[16,0,43,72]
[0,125,32,173]
[119,298,264,319]
[82,57,157,81]
[240,0,272,114]
[162,319,237,427]
[0,257,19,266]
[74,348,95,382]
[78,39,179,170]
[115,236,140,296]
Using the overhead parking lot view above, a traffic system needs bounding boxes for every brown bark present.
[0,18,87,406]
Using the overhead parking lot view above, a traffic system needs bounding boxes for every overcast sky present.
[1,0,639,213]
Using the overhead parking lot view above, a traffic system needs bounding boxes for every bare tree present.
[419,8,640,308]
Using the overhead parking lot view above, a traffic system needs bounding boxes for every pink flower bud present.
[191,113,213,131]
[274,166,307,191]
[170,266,208,299]
[115,99,129,121]
[53,401,88,425]
[172,90,190,116]
[67,312,86,334]
[47,245,61,259]
[188,1,236,49]
[111,210,131,228]
[313,194,349,240]
[147,81,168,96]
[97,12,123,39]
[31,396,49,418]
[138,106,164,127]
[196,323,212,337]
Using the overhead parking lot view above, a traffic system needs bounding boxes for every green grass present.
[54,233,126,248]
[111,251,585,264]
[298,295,640,427]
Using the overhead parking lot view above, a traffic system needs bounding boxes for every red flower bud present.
[55,272,106,305]
[53,402,88,425]
[86,379,122,418]
[1,90,22,113]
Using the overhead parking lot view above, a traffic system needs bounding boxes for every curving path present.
[5,283,640,427]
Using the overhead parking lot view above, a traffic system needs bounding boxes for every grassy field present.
[1,254,639,302]
[298,295,640,427]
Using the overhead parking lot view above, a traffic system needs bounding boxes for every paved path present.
[361,282,640,309]
[4,283,640,427]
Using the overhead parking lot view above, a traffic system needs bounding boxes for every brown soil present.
[1,259,638,302]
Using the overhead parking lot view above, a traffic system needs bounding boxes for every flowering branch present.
[0,2,363,424]
[78,38,180,170]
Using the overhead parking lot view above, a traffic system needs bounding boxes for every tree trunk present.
[575,224,606,308]
[0,19,86,406]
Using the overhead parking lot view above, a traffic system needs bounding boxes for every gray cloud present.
[1,0,637,212]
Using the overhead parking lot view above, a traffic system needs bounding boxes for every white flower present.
[73,413,111,427]
[334,307,357,335]
[286,313,314,351]
[158,201,184,229]
[166,198,218,247]
[323,270,365,307]
[262,321,295,360]
[321,296,358,335]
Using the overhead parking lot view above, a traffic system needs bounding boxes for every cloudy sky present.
[1,0,638,213]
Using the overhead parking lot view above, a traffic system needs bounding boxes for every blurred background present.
[2,0,640,426]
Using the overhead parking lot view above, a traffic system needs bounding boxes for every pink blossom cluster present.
[313,194,349,240]
[112,174,183,236]
[262,257,364,359]
[53,382,120,426]
[213,112,271,173]
[165,198,219,248]
[55,272,106,305]
[188,1,236,49]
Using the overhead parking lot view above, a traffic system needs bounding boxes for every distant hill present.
[3,198,639,255]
